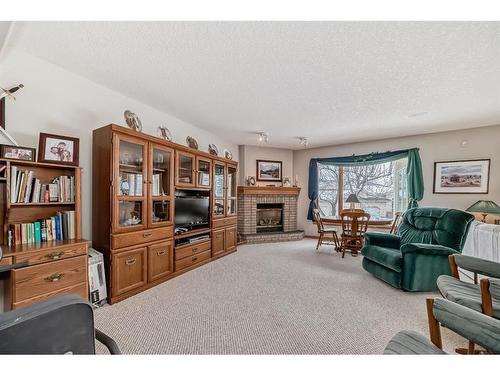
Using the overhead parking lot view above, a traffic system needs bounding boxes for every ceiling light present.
[298,137,309,148]
[257,132,269,143]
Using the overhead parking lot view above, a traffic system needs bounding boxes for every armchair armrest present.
[364,232,401,249]
[401,243,459,256]
[452,254,500,279]
[95,329,121,354]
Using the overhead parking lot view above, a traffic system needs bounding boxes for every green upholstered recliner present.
[361,207,474,292]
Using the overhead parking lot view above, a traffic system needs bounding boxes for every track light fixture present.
[257,132,269,143]
[298,137,309,148]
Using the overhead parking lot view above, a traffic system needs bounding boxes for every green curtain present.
[406,148,424,209]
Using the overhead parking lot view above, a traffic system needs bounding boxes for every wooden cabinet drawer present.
[14,242,88,266]
[225,226,237,251]
[212,217,237,229]
[113,247,147,295]
[12,255,87,302]
[112,226,173,249]
[175,240,211,261]
[212,229,225,256]
[175,249,211,272]
[148,241,173,282]
[13,282,88,310]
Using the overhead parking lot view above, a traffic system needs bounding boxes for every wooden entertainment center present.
[92,124,238,304]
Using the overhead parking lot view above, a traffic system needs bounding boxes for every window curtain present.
[307,148,424,220]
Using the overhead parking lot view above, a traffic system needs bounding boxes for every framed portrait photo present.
[433,159,490,194]
[0,144,36,161]
[256,160,282,182]
[38,133,80,166]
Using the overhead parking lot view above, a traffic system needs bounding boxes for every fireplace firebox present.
[256,203,283,233]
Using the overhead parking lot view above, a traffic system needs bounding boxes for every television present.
[174,191,210,231]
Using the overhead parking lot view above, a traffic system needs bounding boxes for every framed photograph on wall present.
[38,133,80,166]
[0,144,36,161]
[433,159,490,194]
[256,159,282,182]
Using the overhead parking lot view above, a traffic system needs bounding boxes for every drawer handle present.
[192,257,198,262]
[192,247,198,253]
[143,232,153,238]
[45,273,63,282]
[157,250,166,256]
[46,251,64,260]
[125,258,137,266]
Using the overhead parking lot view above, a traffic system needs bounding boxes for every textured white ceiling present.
[7,21,500,149]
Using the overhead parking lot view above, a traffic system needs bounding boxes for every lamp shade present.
[346,193,360,204]
[466,200,500,214]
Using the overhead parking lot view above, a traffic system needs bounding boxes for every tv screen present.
[174,196,210,229]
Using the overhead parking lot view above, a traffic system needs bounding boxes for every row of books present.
[7,210,76,246]
[10,166,75,204]
[120,172,143,196]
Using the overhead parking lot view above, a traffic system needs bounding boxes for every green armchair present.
[361,207,475,292]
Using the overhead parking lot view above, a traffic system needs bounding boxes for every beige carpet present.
[94,239,466,354]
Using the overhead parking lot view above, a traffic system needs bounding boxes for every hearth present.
[256,203,283,233]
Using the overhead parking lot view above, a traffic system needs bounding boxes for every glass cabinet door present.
[226,164,237,216]
[176,151,195,187]
[114,135,147,231]
[149,144,174,227]
[213,162,225,217]
[197,157,211,188]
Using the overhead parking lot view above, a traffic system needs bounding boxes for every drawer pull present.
[157,250,167,256]
[125,258,137,266]
[46,251,64,260]
[143,232,153,238]
[192,257,198,262]
[192,247,198,253]
[45,273,64,282]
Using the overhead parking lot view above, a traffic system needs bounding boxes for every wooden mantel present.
[237,186,301,196]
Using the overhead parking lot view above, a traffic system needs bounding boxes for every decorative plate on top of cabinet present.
[157,125,172,141]
[186,136,199,150]
[208,144,219,156]
[223,149,233,160]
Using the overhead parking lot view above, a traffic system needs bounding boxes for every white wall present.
[0,50,238,239]
[238,145,293,186]
[293,125,500,236]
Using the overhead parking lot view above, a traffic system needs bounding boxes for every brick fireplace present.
[237,186,304,243]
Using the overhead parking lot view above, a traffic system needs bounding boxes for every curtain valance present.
[307,148,424,220]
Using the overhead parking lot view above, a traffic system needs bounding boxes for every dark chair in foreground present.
[312,209,340,251]
[437,254,500,353]
[0,294,120,354]
[361,207,474,291]
[384,298,500,354]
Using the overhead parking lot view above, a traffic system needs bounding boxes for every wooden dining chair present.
[312,209,340,251]
[339,210,370,258]
[390,211,403,235]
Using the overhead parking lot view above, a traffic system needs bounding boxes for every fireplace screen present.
[256,203,283,233]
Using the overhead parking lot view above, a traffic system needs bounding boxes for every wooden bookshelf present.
[0,158,82,245]
[0,158,88,311]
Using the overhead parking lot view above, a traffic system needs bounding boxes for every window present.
[318,158,408,220]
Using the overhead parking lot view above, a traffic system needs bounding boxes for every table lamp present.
[346,193,360,210]
[466,200,500,223]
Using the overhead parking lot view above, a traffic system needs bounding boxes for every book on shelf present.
[7,210,77,246]
[9,167,75,204]
[121,172,145,196]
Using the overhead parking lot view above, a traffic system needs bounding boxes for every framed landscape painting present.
[256,160,282,182]
[433,159,490,194]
